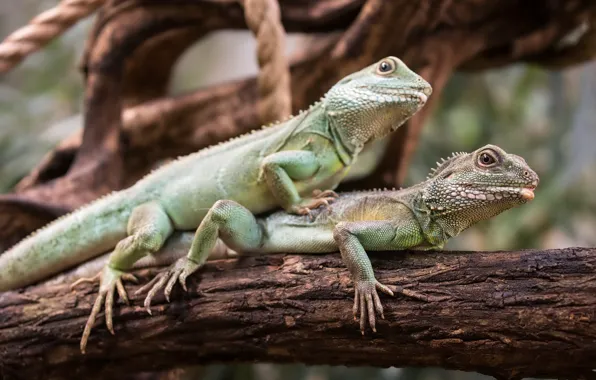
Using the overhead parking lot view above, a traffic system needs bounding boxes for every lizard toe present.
[354,280,387,334]
[80,291,105,354]
[105,284,115,335]
[70,272,100,290]
[313,189,339,199]
[352,287,360,321]
[365,292,376,332]
[164,268,182,302]
[372,289,384,320]
[143,273,169,314]
[78,267,133,353]
[115,278,129,305]
[375,281,394,297]
[359,293,367,333]
[134,272,163,296]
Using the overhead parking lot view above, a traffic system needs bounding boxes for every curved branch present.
[1,247,595,379]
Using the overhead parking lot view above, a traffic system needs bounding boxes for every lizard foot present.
[136,257,201,313]
[291,191,338,216]
[353,280,394,334]
[73,268,137,354]
[311,189,339,199]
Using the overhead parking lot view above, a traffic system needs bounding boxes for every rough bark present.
[2,0,596,249]
[1,247,595,380]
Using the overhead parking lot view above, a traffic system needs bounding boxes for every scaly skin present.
[0,56,431,353]
[139,144,539,337]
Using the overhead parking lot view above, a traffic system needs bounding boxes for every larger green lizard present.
[0,56,431,345]
[135,144,538,338]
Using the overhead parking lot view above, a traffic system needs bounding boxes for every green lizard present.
[0,56,431,349]
[136,144,538,337]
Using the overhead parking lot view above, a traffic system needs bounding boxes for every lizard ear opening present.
[442,171,454,179]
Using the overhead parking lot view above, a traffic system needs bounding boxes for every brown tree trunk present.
[1,247,595,379]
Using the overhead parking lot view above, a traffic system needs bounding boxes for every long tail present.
[0,192,135,291]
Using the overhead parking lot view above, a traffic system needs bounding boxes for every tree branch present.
[1,247,595,379]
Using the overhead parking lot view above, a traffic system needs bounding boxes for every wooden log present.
[1,247,595,379]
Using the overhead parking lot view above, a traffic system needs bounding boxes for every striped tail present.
[0,192,134,291]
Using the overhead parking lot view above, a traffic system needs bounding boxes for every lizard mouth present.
[410,86,432,104]
[367,86,430,105]
[520,181,538,201]
[520,188,535,201]
[397,89,428,104]
[410,91,428,104]
[459,180,538,202]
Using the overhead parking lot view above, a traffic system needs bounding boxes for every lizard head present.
[323,56,432,150]
[422,144,539,228]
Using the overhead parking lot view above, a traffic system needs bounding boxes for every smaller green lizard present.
[136,144,538,335]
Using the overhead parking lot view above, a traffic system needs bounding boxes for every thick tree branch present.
[1,247,595,379]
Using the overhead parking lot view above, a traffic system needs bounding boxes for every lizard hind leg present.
[140,200,264,311]
[77,201,174,353]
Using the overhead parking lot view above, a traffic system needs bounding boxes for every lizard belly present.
[159,156,272,229]
[158,140,348,229]
[260,223,337,253]
[295,164,348,195]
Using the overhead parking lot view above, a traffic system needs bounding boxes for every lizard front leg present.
[260,150,338,215]
[333,221,398,333]
[74,201,174,353]
[139,200,265,310]
[333,217,427,333]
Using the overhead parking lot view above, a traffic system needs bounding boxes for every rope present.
[242,0,292,124]
[0,0,104,74]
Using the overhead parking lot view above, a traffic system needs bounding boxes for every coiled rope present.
[0,0,104,74]
[242,0,292,124]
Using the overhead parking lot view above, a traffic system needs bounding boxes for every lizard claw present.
[289,188,339,216]
[139,257,201,313]
[70,272,100,290]
[352,280,392,334]
[292,196,336,217]
[312,189,339,199]
[76,267,135,354]
[291,205,313,216]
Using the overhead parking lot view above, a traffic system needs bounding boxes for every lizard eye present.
[377,59,396,75]
[477,151,498,167]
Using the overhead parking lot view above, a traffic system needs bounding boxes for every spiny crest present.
[140,100,325,182]
[308,98,323,110]
[259,96,323,129]
[426,151,467,179]
[349,187,399,194]
[4,190,120,252]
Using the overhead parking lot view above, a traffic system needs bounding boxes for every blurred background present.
[1,2,595,379]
